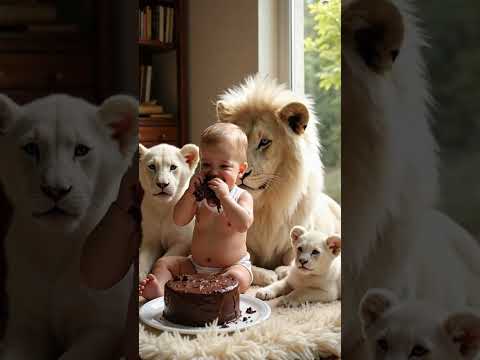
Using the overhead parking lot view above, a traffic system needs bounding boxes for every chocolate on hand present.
[193,174,222,212]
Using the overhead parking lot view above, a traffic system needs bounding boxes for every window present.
[303,0,341,203]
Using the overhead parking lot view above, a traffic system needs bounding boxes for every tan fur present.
[138,143,199,279]
[217,75,341,285]
[256,226,341,307]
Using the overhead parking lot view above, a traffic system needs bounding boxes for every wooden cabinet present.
[139,120,178,148]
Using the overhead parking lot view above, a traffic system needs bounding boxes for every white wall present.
[188,0,259,144]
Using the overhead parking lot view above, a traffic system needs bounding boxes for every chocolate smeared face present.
[193,174,222,212]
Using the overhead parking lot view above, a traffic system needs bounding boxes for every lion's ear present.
[98,95,139,157]
[216,100,230,122]
[180,144,199,170]
[326,235,342,256]
[139,143,148,158]
[290,225,307,245]
[278,102,309,135]
[0,94,21,135]
[444,312,480,359]
[359,288,398,337]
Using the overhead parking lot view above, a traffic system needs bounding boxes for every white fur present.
[256,226,341,307]
[359,288,480,360]
[217,74,341,286]
[0,94,137,359]
[138,143,198,279]
[342,0,480,355]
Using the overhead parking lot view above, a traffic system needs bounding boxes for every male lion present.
[217,75,341,286]
[342,0,480,356]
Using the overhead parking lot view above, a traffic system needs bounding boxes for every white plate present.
[140,294,271,334]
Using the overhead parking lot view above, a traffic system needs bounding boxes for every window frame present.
[258,0,304,94]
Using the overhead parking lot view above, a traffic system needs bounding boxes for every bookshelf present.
[138,0,188,148]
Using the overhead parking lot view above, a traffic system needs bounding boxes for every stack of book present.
[138,5,174,43]
[140,103,173,123]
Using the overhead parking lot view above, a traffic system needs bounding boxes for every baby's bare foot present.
[138,274,163,300]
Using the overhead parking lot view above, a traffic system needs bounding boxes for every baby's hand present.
[208,178,230,199]
[187,173,204,195]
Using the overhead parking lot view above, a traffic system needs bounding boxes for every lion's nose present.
[299,258,308,265]
[41,185,72,202]
[157,182,169,189]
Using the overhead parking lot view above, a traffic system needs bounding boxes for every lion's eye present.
[170,164,177,171]
[410,345,429,357]
[297,246,303,252]
[257,138,272,150]
[312,249,320,256]
[148,164,156,171]
[74,144,91,157]
[22,142,40,159]
[377,338,388,352]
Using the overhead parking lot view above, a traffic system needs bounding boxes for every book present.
[139,65,145,103]
[0,4,56,25]
[139,104,165,115]
[169,7,175,43]
[159,6,164,42]
[145,65,152,103]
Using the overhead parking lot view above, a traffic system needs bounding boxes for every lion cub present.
[360,288,480,360]
[256,226,341,307]
[139,143,199,279]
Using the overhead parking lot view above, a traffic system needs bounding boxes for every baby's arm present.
[218,188,254,233]
[173,173,201,226]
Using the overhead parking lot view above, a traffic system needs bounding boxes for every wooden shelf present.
[138,40,176,51]
[138,0,188,147]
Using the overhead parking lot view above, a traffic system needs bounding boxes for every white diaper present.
[188,253,253,285]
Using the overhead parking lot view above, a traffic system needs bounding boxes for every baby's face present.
[200,141,246,189]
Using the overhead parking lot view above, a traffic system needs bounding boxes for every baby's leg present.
[139,256,195,300]
[223,265,252,293]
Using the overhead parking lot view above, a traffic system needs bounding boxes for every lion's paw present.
[256,287,276,301]
[253,269,278,286]
[278,296,305,308]
[275,266,290,280]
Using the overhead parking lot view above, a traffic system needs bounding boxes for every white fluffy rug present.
[139,287,341,360]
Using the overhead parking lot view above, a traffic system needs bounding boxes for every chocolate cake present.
[163,274,240,326]
[193,175,222,212]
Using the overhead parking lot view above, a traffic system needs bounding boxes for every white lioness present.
[138,143,199,279]
[0,94,137,359]
[342,0,480,355]
[359,288,480,360]
[217,75,341,286]
[256,226,341,307]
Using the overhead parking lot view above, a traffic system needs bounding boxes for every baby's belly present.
[191,228,247,268]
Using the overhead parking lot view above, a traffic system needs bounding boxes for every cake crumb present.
[245,307,256,314]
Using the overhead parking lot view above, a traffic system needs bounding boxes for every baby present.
[139,122,254,299]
